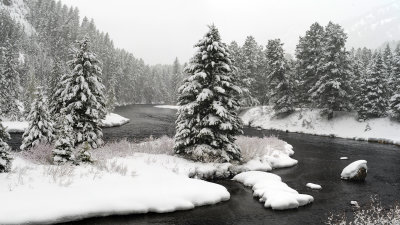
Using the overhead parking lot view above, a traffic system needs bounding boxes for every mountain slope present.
[344,1,400,49]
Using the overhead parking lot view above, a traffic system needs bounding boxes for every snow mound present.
[242,106,400,145]
[233,171,314,210]
[154,105,179,110]
[101,113,130,127]
[0,157,229,224]
[341,160,368,180]
[306,183,322,190]
[2,113,129,132]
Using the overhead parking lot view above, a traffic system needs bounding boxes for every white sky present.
[61,0,394,65]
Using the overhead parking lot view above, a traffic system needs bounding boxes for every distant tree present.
[0,116,12,173]
[389,44,400,121]
[59,37,106,148]
[20,87,54,150]
[174,25,243,163]
[357,52,389,120]
[295,22,325,106]
[265,39,295,116]
[0,41,20,120]
[170,57,182,103]
[309,22,353,119]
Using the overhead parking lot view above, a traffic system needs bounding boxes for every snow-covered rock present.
[341,160,368,181]
[306,183,322,190]
[242,106,400,146]
[350,200,360,208]
[101,113,130,128]
[1,113,129,133]
[233,171,314,210]
[154,105,179,110]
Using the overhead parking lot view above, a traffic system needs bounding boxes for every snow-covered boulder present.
[233,171,314,210]
[341,160,368,181]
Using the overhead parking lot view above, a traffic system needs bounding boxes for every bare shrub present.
[42,165,75,187]
[94,159,128,176]
[326,196,400,225]
[236,136,289,162]
[93,136,174,160]
[17,144,54,165]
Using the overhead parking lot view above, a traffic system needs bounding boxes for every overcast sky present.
[61,0,394,65]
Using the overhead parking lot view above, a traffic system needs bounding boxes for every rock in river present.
[341,160,367,181]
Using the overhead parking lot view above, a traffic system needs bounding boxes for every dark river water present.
[8,104,400,225]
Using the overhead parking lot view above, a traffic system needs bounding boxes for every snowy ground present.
[154,105,180,110]
[1,113,129,133]
[242,106,400,145]
[0,136,301,224]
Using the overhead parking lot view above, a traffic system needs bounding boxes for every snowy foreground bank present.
[1,113,129,133]
[242,106,400,145]
[0,136,311,224]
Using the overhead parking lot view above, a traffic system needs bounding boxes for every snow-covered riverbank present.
[1,113,129,133]
[241,106,400,146]
[0,136,305,224]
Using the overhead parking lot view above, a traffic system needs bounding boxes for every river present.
[8,104,400,224]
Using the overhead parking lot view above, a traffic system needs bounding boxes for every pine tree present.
[53,114,74,164]
[357,52,389,120]
[60,37,106,148]
[20,87,54,150]
[389,45,400,121]
[106,71,117,112]
[383,44,394,97]
[170,57,182,103]
[0,41,20,120]
[229,41,259,106]
[0,116,12,173]
[265,39,295,116]
[174,25,243,163]
[295,22,325,106]
[76,141,93,163]
[309,22,353,119]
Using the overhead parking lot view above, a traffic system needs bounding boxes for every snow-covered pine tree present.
[309,22,353,119]
[60,37,106,148]
[357,51,389,120]
[20,86,54,150]
[295,22,325,106]
[174,25,243,163]
[265,39,295,116]
[229,41,259,106]
[350,49,365,111]
[389,44,400,121]
[0,41,20,120]
[53,114,74,164]
[383,44,394,97]
[237,37,263,106]
[0,116,12,173]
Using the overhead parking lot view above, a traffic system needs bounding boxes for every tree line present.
[0,0,185,122]
[228,22,400,121]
